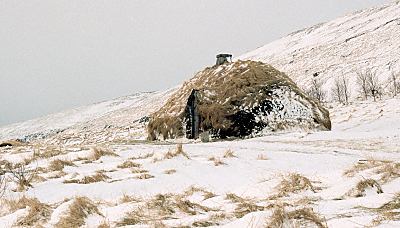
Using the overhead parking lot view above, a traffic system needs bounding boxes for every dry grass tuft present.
[55,197,102,228]
[225,193,245,203]
[164,144,190,160]
[130,152,154,160]
[119,194,141,204]
[225,193,264,218]
[184,186,216,200]
[223,149,237,158]
[4,196,44,213]
[257,154,269,160]
[366,193,400,225]
[346,178,383,198]
[344,158,391,177]
[63,173,110,184]
[271,173,319,199]
[117,161,141,169]
[14,197,52,227]
[209,156,226,166]
[192,212,231,227]
[344,159,400,184]
[35,147,65,159]
[118,194,213,226]
[266,206,327,228]
[89,147,119,161]
[48,171,68,179]
[376,162,400,183]
[136,173,154,180]
[97,220,111,228]
[48,159,76,171]
[234,200,265,218]
[164,169,177,175]
[131,168,149,174]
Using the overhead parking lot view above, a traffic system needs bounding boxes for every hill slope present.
[239,1,400,98]
[0,2,400,228]
[0,89,175,144]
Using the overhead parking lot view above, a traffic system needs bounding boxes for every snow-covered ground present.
[1,1,400,227]
[239,1,400,99]
[0,97,399,227]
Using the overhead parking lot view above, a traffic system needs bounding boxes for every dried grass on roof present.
[147,60,330,140]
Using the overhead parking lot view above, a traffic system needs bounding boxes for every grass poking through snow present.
[55,197,102,228]
[266,206,327,228]
[270,173,320,199]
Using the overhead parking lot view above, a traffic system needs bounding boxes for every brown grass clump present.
[14,197,52,227]
[266,206,327,228]
[35,147,65,159]
[272,173,319,199]
[48,159,76,171]
[225,193,264,218]
[208,156,226,166]
[376,162,400,183]
[183,186,216,200]
[130,152,154,160]
[370,193,400,225]
[164,169,177,175]
[97,220,111,228]
[48,171,68,179]
[164,144,190,159]
[4,196,44,213]
[257,154,269,160]
[223,149,237,158]
[119,194,141,204]
[225,193,245,203]
[63,173,110,184]
[346,179,383,198]
[117,161,141,169]
[89,147,119,161]
[136,173,154,180]
[32,174,47,184]
[131,168,149,174]
[118,194,212,226]
[214,158,226,166]
[192,213,231,227]
[55,197,102,228]
[344,159,400,184]
[234,200,265,218]
[344,158,391,177]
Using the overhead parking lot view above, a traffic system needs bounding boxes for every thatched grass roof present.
[148,60,331,140]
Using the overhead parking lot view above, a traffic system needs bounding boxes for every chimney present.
[216,54,233,66]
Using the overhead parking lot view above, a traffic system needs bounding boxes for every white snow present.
[1,2,400,227]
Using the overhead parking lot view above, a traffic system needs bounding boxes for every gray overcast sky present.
[0,0,389,126]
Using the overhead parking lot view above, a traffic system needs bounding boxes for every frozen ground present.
[1,2,400,227]
[0,97,399,227]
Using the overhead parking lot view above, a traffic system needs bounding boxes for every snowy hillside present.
[0,2,400,228]
[0,89,175,144]
[239,1,400,99]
